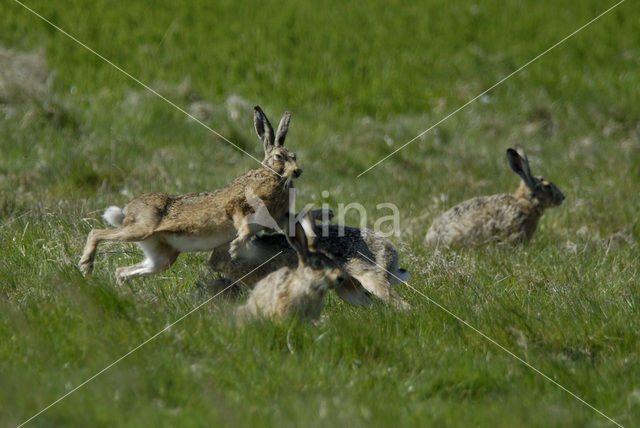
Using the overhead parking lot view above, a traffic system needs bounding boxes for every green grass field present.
[1,0,639,426]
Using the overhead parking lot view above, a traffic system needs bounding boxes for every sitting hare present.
[210,208,411,309]
[236,220,346,322]
[79,106,301,282]
[425,145,564,246]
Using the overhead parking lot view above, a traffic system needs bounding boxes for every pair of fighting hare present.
[213,207,411,312]
[79,106,410,322]
[229,206,411,321]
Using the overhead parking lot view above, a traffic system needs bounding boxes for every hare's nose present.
[293,168,302,178]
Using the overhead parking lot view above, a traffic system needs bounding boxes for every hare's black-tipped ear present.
[254,106,274,153]
[293,221,310,262]
[301,209,319,251]
[275,111,291,147]
[507,147,535,189]
[513,144,532,178]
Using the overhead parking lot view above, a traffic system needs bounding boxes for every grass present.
[1,0,639,426]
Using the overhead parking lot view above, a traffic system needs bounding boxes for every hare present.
[210,208,411,310]
[425,145,564,246]
[79,106,302,282]
[236,220,346,322]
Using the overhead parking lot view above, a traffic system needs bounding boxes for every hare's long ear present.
[514,144,533,179]
[294,221,310,263]
[285,221,310,263]
[275,111,291,147]
[507,147,535,190]
[254,106,274,153]
[301,209,319,251]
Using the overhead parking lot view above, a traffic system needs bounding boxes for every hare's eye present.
[312,259,324,269]
[274,154,284,161]
[291,154,297,161]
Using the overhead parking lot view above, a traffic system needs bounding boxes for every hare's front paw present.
[229,238,245,260]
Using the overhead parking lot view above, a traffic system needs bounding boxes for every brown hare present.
[236,220,346,322]
[210,208,411,310]
[425,145,564,246]
[79,106,301,282]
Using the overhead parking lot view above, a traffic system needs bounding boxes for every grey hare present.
[426,145,564,246]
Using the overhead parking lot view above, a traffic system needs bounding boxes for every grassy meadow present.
[1,0,639,426]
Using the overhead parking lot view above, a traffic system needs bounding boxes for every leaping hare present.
[425,145,564,246]
[236,220,346,322]
[79,106,302,282]
[210,208,411,310]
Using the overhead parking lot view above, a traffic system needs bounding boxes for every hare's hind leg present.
[116,238,179,283]
[355,273,411,311]
[79,224,155,276]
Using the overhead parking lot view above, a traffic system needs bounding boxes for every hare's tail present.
[103,206,125,227]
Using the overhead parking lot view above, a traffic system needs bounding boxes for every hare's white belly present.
[164,232,236,252]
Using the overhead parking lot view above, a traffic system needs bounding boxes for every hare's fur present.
[236,221,345,322]
[79,106,301,282]
[211,209,411,310]
[426,145,564,246]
